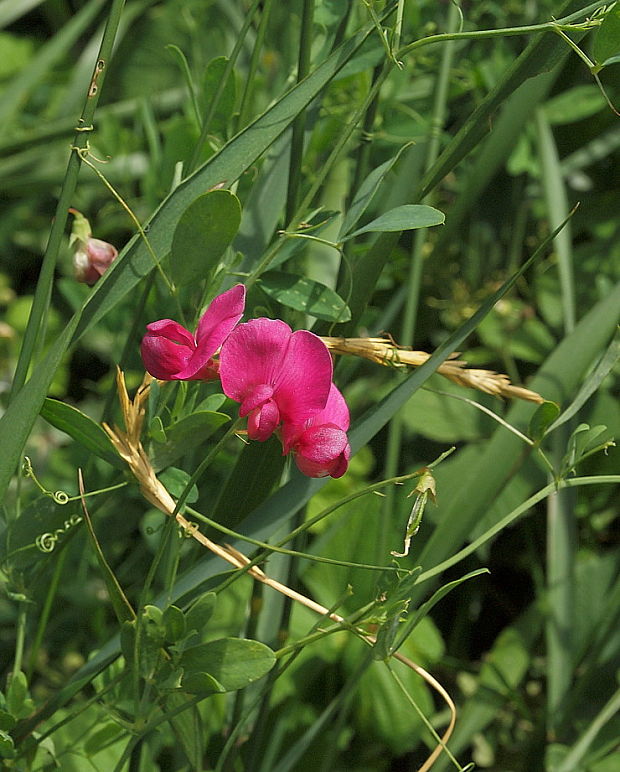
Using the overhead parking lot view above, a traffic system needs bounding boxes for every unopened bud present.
[69,209,118,285]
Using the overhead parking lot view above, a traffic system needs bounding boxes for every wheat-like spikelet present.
[321,336,544,403]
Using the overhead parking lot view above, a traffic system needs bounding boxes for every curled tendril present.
[22,456,70,505]
[178,522,198,539]
[35,515,83,553]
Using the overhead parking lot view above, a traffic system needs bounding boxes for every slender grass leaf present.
[418,0,592,198]
[341,204,444,241]
[0,0,47,29]
[416,281,620,592]
[390,568,489,657]
[211,435,285,530]
[0,0,105,127]
[549,331,620,432]
[180,638,276,692]
[40,398,125,471]
[259,271,351,321]
[338,144,411,239]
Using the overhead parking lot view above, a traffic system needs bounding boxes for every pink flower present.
[219,318,333,442]
[141,284,246,380]
[281,383,350,478]
[69,209,117,285]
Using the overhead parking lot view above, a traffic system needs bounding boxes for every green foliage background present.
[0,1,619,770]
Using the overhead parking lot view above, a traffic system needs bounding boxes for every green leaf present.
[0,711,15,732]
[341,204,444,241]
[259,271,351,322]
[0,729,15,759]
[338,144,411,239]
[180,638,276,692]
[593,5,620,66]
[528,400,561,444]
[185,592,217,634]
[40,398,125,470]
[163,605,186,643]
[562,424,610,475]
[6,671,32,720]
[170,190,241,287]
[151,411,230,470]
[180,671,225,696]
[201,56,236,135]
[158,468,199,504]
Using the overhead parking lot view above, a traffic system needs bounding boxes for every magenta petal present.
[274,331,333,423]
[141,334,194,380]
[175,285,246,380]
[145,319,196,347]
[219,318,292,401]
[195,284,246,352]
[247,400,280,441]
[294,426,350,478]
[239,384,275,417]
[314,384,350,430]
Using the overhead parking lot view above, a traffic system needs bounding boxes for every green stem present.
[12,603,27,678]
[236,0,274,132]
[380,0,460,560]
[10,0,127,402]
[416,475,620,585]
[172,418,243,517]
[396,12,602,61]
[245,69,389,288]
[187,0,264,175]
[27,548,67,678]
[285,0,315,224]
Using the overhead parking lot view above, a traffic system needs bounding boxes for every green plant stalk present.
[416,475,619,585]
[285,0,315,224]
[185,505,397,571]
[246,69,389,287]
[536,107,578,731]
[396,11,603,61]
[187,0,264,175]
[236,0,273,131]
[26,548,67,677]
[556,687,620,772]
[380,0,460,559]
[9,0,126,403]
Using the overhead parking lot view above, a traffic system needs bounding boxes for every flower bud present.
[69,209,118,285]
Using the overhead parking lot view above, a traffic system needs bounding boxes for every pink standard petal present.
[219,318,292,401]
[274,330,333,424]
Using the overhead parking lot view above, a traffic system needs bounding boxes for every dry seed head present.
[321,336,543,404]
